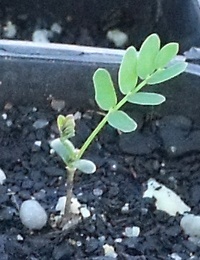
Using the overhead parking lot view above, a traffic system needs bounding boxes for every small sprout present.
[50,33,187,229]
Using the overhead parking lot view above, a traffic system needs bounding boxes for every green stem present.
[77,79,147,159]
[60,167,75,227]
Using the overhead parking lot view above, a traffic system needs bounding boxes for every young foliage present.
[93,68,117,111]
[108,110,137,132]
[118,46,138,94]
[50,33,187,227]
[137,34,160,79]
[127,92,166,106]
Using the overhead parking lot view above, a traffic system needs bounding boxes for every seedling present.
[51,33,187,228]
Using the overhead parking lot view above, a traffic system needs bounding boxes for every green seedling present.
[50,33,187,228]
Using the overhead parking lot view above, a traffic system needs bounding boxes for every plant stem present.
[78,79,148,159]
[60,167,75,227]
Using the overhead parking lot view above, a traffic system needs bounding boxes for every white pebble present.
[55,196,81,215]
[107,29,128,47]
[32,29,50,43]
[170,253,182,260]
[51,23,62,34]
[121,203,129,213]
[103,244,117,258]
[93,188,103,196]
[124,226,140,237]
[16,234,24,241]
[34,141,42,147]
[2,113,7,120]
[6,120,12,127]
[180,214,200,237]
[19,200,47,230]
[143,178,191,216]
[80,207,91,219]
[0,169,6,184]
[3,21,17,38]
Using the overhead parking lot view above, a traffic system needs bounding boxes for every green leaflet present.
[50,138,76,164]
[127,92,166,105]
[155,43,179,69]
[137,34,160,79]
[118,46,138,94]
[72,159,96,174]
[147,61,188,85]
[108,110,137,132]
[93,68,117,111]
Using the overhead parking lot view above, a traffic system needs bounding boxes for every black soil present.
[0,104,200,260]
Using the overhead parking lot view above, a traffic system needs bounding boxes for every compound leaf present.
[155,43,179,69]
[137,34,160,79]
[108,110,137,132]
[127,92,166,105]
[93,68,117,111]
[118,46,138,94]
[147,61,187,85]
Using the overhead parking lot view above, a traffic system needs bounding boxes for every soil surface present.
[0,104,200,260]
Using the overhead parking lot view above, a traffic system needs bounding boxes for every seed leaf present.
[72,159,96,174]
[147,61,187,85]
[50,138,76,164]
[137,34,160,79]
[127,92,166,105]
[118,46,138,94]
[155,43,179,69]
[93,68,117,111]
[108,110,137,132]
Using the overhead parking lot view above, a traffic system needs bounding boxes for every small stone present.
[0,169,6,184]
[34,141,42,147]
[2,113,7,120]
[115,238,122,243]
[170,253,182,260]
[51,23,62,34]
[107,29,128,47]
[6,120,12,127]
[56,196,81,215]
[180,214,200,237]
[93,188,103,196]
[103,244,117,258]
[121,203,129,213]
[4,102,13,110]
[80,207,91,219]
[51,99,65,112]
[143,178,191,216]
[33,119,49,129]
[124,226,140,237]
[16,234,24,241]
[32,29,51,43]
[3,21,17,38]
[19,199,47,230]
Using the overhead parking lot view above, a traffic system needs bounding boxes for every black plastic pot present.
[0,0,200,125]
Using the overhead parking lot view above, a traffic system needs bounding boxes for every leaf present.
[147,61,187,85]
[137,34,160,79]
[155,43,179,69]
[127,92,166,105]
[118,46,138,94]
[93,68,117,111]
[57,114,75,139]
[50,138,76,164]
[72,159,96,174]
[108,110,137,132]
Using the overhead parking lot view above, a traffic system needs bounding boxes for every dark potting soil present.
[0,104,200,260]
